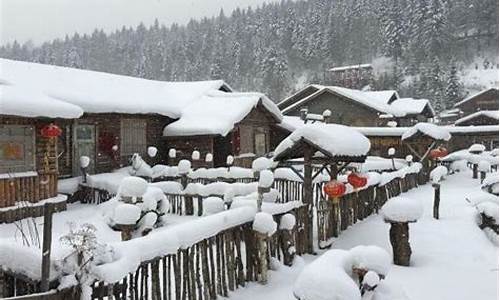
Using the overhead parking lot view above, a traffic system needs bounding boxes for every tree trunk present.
[433,184,440,220]
[256,232,268,284]
[389,222,412,266]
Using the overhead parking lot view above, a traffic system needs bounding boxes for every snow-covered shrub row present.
[381,196,423,223]
[293,246,392,300]
[377,163,422,186]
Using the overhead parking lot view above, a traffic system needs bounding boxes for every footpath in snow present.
[230,171,499,300]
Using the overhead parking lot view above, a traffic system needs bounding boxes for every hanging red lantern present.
[429,146,448,160]
[41,123,62,138]
[324,180,346,199]
[348,172,368,189]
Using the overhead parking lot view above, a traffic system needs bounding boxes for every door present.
[73,124,96,175]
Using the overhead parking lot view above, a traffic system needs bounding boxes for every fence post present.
[41,202,55,292]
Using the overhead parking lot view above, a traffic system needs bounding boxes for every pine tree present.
[444,61,463,109]
[427,57,445,112]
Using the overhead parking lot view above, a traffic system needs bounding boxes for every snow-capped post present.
[279,213,296,266]
[468,144,485,179]
[478,160,491,183]
[387,147,396,170]
[430,166,447,219]
[178,159,193,215]
[253,212,277,284]
[147,146,158,165]
[191,150,200,169]
[405,155,413,166]
[381,197,423,266]
[79,155,90,183]
[40,202,56,292]
[168,148,176,166]
[299,107,308,123]
[322,109,332,124]
[205,152,213,168]
[258,170,274,212]
[324,180,346,237]
[226,155,234,171]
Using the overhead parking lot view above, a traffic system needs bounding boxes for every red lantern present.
[429,147,448,160]
[348,173,368,189]
[323,180,346,198]
[41,123,62,138]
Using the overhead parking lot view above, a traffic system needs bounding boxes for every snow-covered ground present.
[229,170,499,300]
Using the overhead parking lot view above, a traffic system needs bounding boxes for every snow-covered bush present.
[253,212,277,236]
[113,203,141,225]
[381,196,423,223]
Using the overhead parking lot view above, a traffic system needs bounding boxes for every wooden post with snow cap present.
[253,212,277,285]
[303,145,314,253]
[178,159,193,215]
[41,202,55,292]
[430,166,447,220]
[381,196,423,266]
[279,213,297,266]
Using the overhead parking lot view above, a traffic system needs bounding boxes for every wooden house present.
[278,85,435,127]
[454,88,499,116]
[0,84,83,208]
[328,64,373,89]
[163,91,283,168]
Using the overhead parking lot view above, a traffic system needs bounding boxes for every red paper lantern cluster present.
[324,180,346,198]
[348,172,368,189]
[429,147,448,160]
[41,123,62,138]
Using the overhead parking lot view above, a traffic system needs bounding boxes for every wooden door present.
[73,124,96,175]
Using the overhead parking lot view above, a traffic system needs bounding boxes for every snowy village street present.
[230,171,499,300]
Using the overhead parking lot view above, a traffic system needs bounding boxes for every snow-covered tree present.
[444,61,464,109]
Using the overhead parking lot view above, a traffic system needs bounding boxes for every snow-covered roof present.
[163,90,282,137]
[0,58,227,118]
[454,110,499,125]
[280,84,432,118]
[273,123,370,160]
[402,123,451,141]
[329,63,372,72]
[454,88,499,108]
[279,116,498,138]
[0,84,84,119]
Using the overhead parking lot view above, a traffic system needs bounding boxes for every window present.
[121,119,147,156]
[254,129,267,156]
[0,125,35,173]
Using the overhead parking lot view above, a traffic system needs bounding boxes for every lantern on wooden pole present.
[324,180,346,236]
[387,147,396,170]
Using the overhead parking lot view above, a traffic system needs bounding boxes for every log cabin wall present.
[0,116,58,207]
[60,113,173,176]
[455,88,499,115]
[164,136,215,168]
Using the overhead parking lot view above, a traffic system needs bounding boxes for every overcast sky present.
[0,0,278,45]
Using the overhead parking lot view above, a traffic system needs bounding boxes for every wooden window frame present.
[0,124,36,174]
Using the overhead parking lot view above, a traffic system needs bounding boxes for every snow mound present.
[178,160,191,175]
[349,245,391,276]
[252,157,272,172]
[279,213,296,230]
[476,202,499,224]
[381,196,423,222]
[203,197,225,216]
[253,212,277,236]
[258,170,274,188]
[450,160,468,172]
[430,166,447,184]
[478,160,491,172]
[402,123,451,141]
[469,144,486,153]
[118,177,148,199]
[114,203,141,225]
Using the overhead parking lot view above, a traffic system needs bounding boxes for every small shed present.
[163,91,283,168]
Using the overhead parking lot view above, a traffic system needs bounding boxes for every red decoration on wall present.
[348,172,368,189]
[323,180,346,198]
[40,123,62,138]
